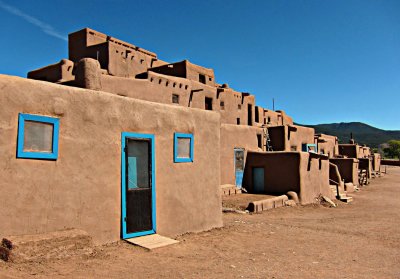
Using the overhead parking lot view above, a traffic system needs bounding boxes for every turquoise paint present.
[121,132,156,239]
[253,167,265,193]
[174,133,194,163]
[234,148,245,189]
[127,156,138,189]
[17,113,60,160]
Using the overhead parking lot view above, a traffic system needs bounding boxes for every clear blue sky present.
[1,0,399,129]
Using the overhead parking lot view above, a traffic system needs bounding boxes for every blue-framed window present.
[174,133,194,163]
[17,113,60,160]
[302,143,318,153]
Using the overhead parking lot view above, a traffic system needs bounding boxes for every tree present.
[383,140,400,159]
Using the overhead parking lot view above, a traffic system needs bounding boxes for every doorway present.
[234,148,245,189]
[121,132,156,239]
[253,167,264,193]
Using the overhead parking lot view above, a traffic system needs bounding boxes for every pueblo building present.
[0,28,381,245]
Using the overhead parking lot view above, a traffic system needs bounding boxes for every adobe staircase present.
[329,180,353,203]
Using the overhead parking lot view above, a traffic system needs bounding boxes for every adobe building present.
[0,28,380,244]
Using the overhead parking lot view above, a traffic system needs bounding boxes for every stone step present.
[339,196,353,203]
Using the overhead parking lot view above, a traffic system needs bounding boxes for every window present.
[174,133,194,163]
[17,113,60,160]
[172,94,179,104]
[199,74,206,84]
[220,101,225,110]
[238,104,241,110]
[205,97,213,110]
[302,143,318,153]
[237,118,241,125]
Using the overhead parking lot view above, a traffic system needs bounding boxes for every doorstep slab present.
[125,234,179,250]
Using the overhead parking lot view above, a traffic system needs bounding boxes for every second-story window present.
[172,94,179,104]
[199,74,206,84]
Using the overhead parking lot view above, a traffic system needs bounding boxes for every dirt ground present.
[1,167,399,279]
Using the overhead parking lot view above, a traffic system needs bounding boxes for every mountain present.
[297,122,400,148]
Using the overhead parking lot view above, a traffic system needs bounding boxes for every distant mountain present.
[297,122,400,148]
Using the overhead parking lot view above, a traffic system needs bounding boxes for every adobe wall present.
[339,144,359,158]
[101,72,193,107]
[243,152,332,204]
[0,74,222,244]
[68,28,157,78]
[259,110,294,127]
[315,134,339,157]
[269,125,315,152]
[220,124,262,185]
[329,158,359,186]
[299,153,332,203]
[372,153,381,172]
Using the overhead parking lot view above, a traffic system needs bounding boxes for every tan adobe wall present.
[27,59,74,83]
[338,144,357,158]
[0,74,222,244]
[372,153,381,172]
[220,124,262,185]
[243,152,332,205]
[262,110,294,127]
[315,134,339,158]
[268,125,315,152]
[101,72,192,106]
[68,28,157,78]
[329,158,359,186]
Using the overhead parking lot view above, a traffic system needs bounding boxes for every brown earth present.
[1,167,399,279]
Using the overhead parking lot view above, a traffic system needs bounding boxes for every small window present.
[199,74,206,84]
[257,134,262,148]
[291,146,297,151]
[174,133,194,163]
[238,104,241,110]
[237,118,241,125]
[220,101,225,110]
[268,117,271,123]
[172,94,179,104]
[205,97,213,110]
[302,143,318,153]
[17,113,60,160]
[209,77,212,81]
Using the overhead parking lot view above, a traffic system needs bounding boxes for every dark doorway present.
[205,97,213,110]
[255,106,259,123]
[122,133,155,239]
[248,104,252,126]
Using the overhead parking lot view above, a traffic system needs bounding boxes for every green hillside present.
[298,122,400,148]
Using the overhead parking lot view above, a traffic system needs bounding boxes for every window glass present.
[177,137,191,158]
[23,121,54,153]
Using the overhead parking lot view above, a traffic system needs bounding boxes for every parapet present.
[148,60,215,86]
[27,59,74,83]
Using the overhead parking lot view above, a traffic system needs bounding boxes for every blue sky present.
[0,0,399,130]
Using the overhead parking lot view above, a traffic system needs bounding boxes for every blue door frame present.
[234,148,245,189]
[121,132,156,239]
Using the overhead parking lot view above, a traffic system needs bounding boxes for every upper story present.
[27,28,294,129]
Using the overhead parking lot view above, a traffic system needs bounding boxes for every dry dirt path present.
[1,167,400,279]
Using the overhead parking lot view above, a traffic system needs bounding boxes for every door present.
[121,132,156,239]
[253,167,264,193]
[234,148,245,189]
